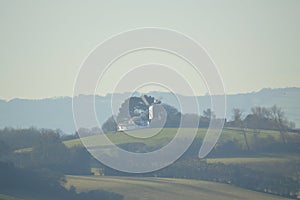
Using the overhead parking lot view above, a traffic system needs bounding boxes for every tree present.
[68,146,92,175]
[31,138,70,172]
[270,105,289,143]
[102,116,118,133]
[103,95,182,130]
[161,104,181,128]
[232,108,250,150]
[199,108,216,128]
[203,108,215,120]
[245,106,270,132]
[117,96,155,123]
[232,108,243,125]
[243,105,295,144]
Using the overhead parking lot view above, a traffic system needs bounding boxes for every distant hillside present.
[0,87,299,133]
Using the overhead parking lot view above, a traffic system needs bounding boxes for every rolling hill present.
[65,176,290,200]
[0,87,299,133]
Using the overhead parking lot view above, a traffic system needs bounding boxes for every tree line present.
[101,95,297,138]
[0,128,123,200]
[228,105,296,150]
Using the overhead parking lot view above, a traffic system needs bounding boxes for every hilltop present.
[0,87,299,133]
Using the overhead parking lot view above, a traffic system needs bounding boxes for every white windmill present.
[117,95,161,132]
[141,95,152,121]
[141,95,161,122]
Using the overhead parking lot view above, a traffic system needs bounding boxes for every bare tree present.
[250,106,272,133]
[203,108,216,121]
[270,105,289,144]
[232,108,250,150]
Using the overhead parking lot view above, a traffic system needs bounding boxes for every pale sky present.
[0,0,299,100]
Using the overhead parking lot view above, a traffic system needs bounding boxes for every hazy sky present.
[0,0,299,100]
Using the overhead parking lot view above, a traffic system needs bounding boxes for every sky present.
[0,0,299,100]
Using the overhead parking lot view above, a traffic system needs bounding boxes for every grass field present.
[63,127,285,148]
[65,175,290,200]
[14,127,300,166]
[62,127,299,161]
[64,128,206,148]
[5,128,300,199]
[207,152,300,164]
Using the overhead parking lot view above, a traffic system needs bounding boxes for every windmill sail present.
[149,105,154,120]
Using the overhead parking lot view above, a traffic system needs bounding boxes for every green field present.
[65,175,290,200]
[5,128,300,199]
[64,128,205,148]
[62,128,299,162]
[13,127,300,171]
[63,127,284,148]
[207,152,300,164]
[16,127,298,165]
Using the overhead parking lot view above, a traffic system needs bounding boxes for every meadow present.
[4,127,300,199]
[65,175,290,200]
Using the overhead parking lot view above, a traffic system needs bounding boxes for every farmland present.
[65,175,290,200]
[63,127,285,149]
[0,175,292,200]
[2,127,300,199]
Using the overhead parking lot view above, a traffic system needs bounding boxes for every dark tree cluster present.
[102,95,182,132]
[0,128,123,200]
[101,95,223,132]
[0,161,123,200]
[0,127,91,175]
[227,105,297,149]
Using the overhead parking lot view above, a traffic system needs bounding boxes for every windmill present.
[141,95,152,121]
[141,95,162,121]
[117,95,161,131]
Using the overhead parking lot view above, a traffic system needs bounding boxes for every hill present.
[0,87,299,133]
[3,127,300,199]
[65,176,290,200]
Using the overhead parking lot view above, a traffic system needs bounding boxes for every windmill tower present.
[117,95,161,131]
[141,95,161,122]
[141,95,152,121]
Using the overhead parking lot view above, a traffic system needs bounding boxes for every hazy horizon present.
[0,86,299,101]
[1,0,300,100]
[0,2,299,199]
